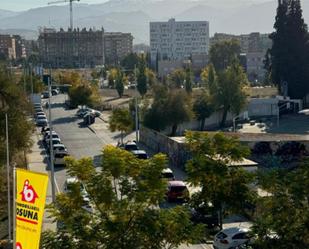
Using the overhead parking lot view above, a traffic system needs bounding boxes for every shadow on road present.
[51,102,66,109]
[52,116,78,125]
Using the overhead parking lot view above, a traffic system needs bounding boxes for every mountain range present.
[0,0,309,44]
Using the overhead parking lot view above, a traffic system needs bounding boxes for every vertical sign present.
[15,169,48,249]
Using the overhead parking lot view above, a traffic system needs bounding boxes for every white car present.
[44,133,60,144]
[213,227,251,249]
[64,177,93,213]
[161,168,175,181]
[53,144,67,154]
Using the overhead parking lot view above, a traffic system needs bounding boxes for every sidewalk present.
[27,129,56,231]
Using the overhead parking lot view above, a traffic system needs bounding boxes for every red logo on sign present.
[20,180,38,204]
[16,242,22,249]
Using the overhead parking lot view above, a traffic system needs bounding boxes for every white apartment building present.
[150,18,209,69]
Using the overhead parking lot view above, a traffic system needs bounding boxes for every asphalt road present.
[45,94,122,191]
[42,94,213,249]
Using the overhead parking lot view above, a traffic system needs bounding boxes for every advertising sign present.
[15,169,48,249]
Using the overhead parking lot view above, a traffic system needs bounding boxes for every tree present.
[184,68,193,93]
[145,68,157,87]
[215,60,248,127]
[200,64,217,95]
[185,131,255,229]
[137,56,147,97]
[209,39,241,72]
[41,147,204,249]
[68,83,99,108]
[108,68,119,88]
[143,88,192,136]
[120,53,140,71]
[167,69,186,88]
[193,91,215,131]
[268,0,309,99]
[109,108,133,144]
[20,74,45,94]
[252,162,309,248]
[115,70,124,98]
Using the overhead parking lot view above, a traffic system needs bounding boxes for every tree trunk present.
[200,118,206,131]
[220,108,228,128]
[121,131,123,144]
[171,124,178,136]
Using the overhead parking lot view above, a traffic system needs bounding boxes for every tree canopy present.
[137,56,148,97]
[193,91,214,131]
[109,108,133,143]
[209,39,241,72]
[268,0,309,99]
[41,146,203,249]
[185,131,255,228]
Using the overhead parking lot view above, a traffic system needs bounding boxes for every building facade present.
[150,18,209,69]
[38,28,133,68]
[104,32,133,65]
[0,35,16,60]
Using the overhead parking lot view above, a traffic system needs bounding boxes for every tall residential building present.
[38,28,105,68]
[150,18,209,69]
[0,35,16,60]
[38,28,133,68]
[104,32,133,65]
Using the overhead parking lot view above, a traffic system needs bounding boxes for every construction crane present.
[48,0,80,30]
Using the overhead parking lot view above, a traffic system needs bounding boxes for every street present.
[37,94,213,249]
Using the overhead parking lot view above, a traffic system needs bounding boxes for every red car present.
[166,181,189,202]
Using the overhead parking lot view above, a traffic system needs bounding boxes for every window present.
[232,232,249,240]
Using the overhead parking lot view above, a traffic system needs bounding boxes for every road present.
[42,94,213,249]
[46,94,124,191]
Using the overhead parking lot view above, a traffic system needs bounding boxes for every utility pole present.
[5,113,11,242]
[30,63,33,95]
[48,68,56,202]
[134,65,139,142]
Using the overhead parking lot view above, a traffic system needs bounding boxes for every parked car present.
[213,227,251,249]
[188,202,220,229]
[53,144,67,154]
[64,177,92,213]
[76,108,91,117]
[41,126,50,134]
[35,111,45,118]
[54,151,69,166]
[119,141,139,151]
[44,133,60,144]
[166,181,189,202]
[34,103,42,108]
[46,138,62,149]
[51,89,59,95]
[42,91,50,99]
[83,113,95,125]
[36,116,48,127]
[161,168,175,181]
[89,109,102,117]
[43,130,57,139]
[35,106,43,113]
[131,150,148,159]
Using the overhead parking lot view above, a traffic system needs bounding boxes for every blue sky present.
[1,0,108,11]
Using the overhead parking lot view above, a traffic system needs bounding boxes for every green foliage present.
[20,74,45,94]
[193,91,215,131]
[215,60,248,127]
[137,56,147,97]
[269,0,309,99]
[143,87,192,135]
[69,84,94,107]
[200,64,217,95]
[41,146,204,249]
[91,67,107,79]
[120,53,140,71]
[115,70,124,98]
[108,68,119,88]
[209,39,241,72]
[185,131,255,228]
[167,68,186,88]
[252,162,309,248]
[109,108,133,143]
[145,68,157,87]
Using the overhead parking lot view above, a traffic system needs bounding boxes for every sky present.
[0,0,279,12]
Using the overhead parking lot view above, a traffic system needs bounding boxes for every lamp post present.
[5,113,11,242]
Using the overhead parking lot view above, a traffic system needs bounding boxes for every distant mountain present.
[1,0,309,43]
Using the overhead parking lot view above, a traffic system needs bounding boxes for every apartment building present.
[38,28,133,68]
[150,18,209,69]
[0,35,16,60]
[104,32,133,65]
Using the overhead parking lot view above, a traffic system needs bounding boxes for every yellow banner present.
[16,169,49,249]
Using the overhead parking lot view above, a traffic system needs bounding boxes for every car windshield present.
[55,153,67,158]
[216,232,228,239]
[162,172,174,179]
[136,153,148,159]
[125,144,138,151]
